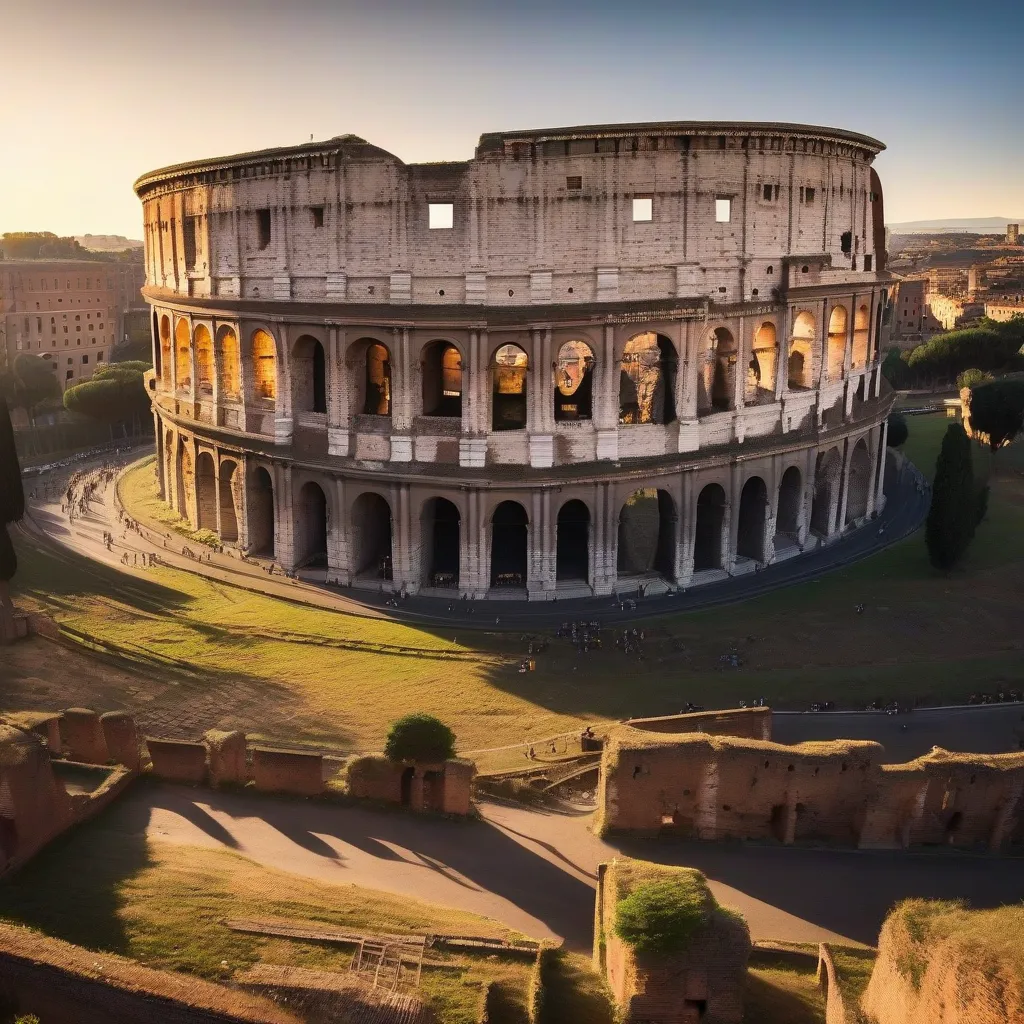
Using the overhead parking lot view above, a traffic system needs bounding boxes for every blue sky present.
[4,0,1022,237]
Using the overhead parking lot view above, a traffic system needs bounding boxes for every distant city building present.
[890,278,942,346]
[926,292,983,330]
[0,259,143,387]
[1007,223,1020,246]
[984,299,1024,322]
[927,266,968,297]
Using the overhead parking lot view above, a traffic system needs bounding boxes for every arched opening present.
[293,335,327,414]
[363,342,392,416]
[556,500,590,582]
[174,318,191,390]
[776,466,802,539]
[617,489,675,580]
[827,306,848,380]
[750,322,778,399]
[554,340,594,422]
[216,325,240,400]
[490,501,528,587]
[845,439,872,524]
[295,481,328,568]
[421,497,460,588]
[152,311,162,378]
[619,333,677,424]
[852,305,870,368]
[352,492,393,578]
[159,315,172,387]
[693,484,727,571]
[219,460,239,543]
[195,452,217,531]
[736,476,768,563]
[492,344,528,430]
[194,325,213,394]
[422,341,462,417]
[788,312,815,389]
[705,328,737,411]
[251,329,277,401]
[177,444,193,521]
[248,467,275,556]
[811,449,842,536]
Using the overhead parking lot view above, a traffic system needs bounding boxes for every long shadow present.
[144,786,241,849]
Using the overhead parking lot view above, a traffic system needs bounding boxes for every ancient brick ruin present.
[346,755,474,815]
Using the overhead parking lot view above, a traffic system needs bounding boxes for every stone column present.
[213,456,223,538]
[596,323,618,460]
[235,455,250,552]
[775,307,789,402]
[763,458,779,564]
[274,463,294,568]
[726,462,741,571]
[801,447,816,546]
[390,328,413,462]
[833,437,852,537]
[541,488,555,595]
[678,471,695,587]
[274,322,293,445]
[875,417,889,514]
[678,320,699,452]
[327,326,349,457]
[528,328,554,468]
[155,414,166,499]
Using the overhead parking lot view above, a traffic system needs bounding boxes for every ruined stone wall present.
[251,747,323,796]
[816,944,858,1024]
[624,707,771,740]
[598,727,1024,851]
[147,739,208,784]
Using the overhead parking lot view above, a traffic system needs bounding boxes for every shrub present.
[957,367,993,391]
[887,412,909,448]
[968,378,1024,451]
[384,713,456,763]
[614,876,713,955]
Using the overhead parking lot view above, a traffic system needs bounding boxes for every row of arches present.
[155,306,877,426]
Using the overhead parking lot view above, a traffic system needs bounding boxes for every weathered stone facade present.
[136,120,895,598]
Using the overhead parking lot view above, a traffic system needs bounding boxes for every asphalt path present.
[110,783,1024,952]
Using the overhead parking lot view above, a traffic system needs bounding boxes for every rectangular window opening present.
[182,215,197,271]
[311,206,325,228]
[428,203,454,230]
[864,254,873,272]
[762,183,778,202]
[566,175,582,191]
[632,197,653,222]
[256,209,272,249]
[715,197,732,223]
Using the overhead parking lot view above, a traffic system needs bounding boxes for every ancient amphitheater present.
[136,120,895,599]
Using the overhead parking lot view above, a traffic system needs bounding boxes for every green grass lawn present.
[9,415,1024,756]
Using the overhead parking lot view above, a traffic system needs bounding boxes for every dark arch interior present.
[845,442,872,523]
[811,452,840,535]
[693,485,726,571]
[249,467,275,556]
[219,461,239,543]
[776,466,802,537]
[352,492,393,578]
[556,500,590,582]
[152,311,161,376]
[423,343,463,417]
[422,497,460,587]
[492,346,528,431]
[363,343,392,416]
[295,482,328,568]
[619,334,677,425]
[195,453,217,532]
[737,476,768,562]
[618,489,675,578]
[491,501,528,587]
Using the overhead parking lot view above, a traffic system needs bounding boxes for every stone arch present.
[195,451,217,531]
[554,340,595,422]
[736,476,768,563]
[556,499,590,582]
[845,438,872,524]
[788,312,815,389]
[251,329,277,401]
[853,305,870,368]
[491,500,528,587]
[492,344,528,431]
[159,314,172,387]
[295,481,329,568]
[811,448,842,535]
[248,466,275,556]
[217,325,241,400]
[352,492,393,578]
[421,496,460,587]
[704,327,737,412]
[619,333,677,424]
[827,305,848,379]
[194,324,214,395]
[292,334,327,414]
[750,321,778,397]
[776,465,802,539]
[422,340,463,417]
[694,483,727,571]
[174,318,191,390]
[219,459,239,543]
[618,488,675,580]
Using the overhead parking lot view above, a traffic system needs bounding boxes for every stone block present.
[59,709,109,765]
[147,738,208,784]
[204,730,248,787]
[100,712,141,771]
[251,747,323,796]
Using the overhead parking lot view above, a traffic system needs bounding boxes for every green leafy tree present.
[614,876,713,955]
[384,714,456,763]
[926,424,978,571]
[63,362,151,439]
[886,412,909,448]
[967,378,1024,451]
[956,367,993,391]
[907,328,1023,384]
[881,347,912,389]
[0,397,25,639]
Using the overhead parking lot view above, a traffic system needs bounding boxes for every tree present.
[887,412,909,448]
[926,424,978,571]
[956,368,993,391]
[384,714,456,763]
[0,397,25,641]
[0,355,61,453]
[967,378,1024,451]
[881,347,912,389]
[63,362,151,439]
[614,875,714,955]
[906,328,1023,384]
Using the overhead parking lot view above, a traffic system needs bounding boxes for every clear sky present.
[3,0,1022,238]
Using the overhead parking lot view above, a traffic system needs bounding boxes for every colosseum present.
[135,120,895,600]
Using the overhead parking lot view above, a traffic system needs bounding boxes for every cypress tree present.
[0,397,26,637]
[926,424,976,571]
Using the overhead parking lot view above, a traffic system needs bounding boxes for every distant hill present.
[75,234,144,251]
[887,217,1023,235]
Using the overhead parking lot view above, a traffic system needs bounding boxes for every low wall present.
[0,922,299,1024]
[251,747,323,796]
[205,730,247,787]
[102,712,141,771]
[147,739,208,784]
[625,707,772,741]
[59,708,109,765]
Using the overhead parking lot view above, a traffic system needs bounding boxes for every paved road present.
[109,784,1024,952]
[23,449,930,631]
